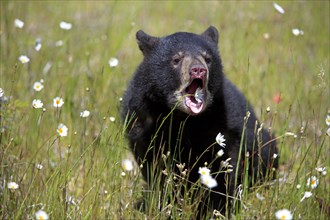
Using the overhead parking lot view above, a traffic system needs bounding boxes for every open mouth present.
[184,78,206,114]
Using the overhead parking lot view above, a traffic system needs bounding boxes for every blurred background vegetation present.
[1,1,329,219]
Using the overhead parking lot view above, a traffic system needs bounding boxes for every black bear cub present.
[121,26,278,217]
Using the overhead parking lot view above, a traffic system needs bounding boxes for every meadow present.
[1,1,329,219]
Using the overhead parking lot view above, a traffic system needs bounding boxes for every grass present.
[1,1,329,219]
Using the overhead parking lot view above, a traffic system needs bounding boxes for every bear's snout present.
[190,64,207,79]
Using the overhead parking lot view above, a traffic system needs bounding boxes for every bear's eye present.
[204,57,212,65]
[172,57,182,65]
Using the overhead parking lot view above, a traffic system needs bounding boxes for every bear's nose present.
[190,64,207,78]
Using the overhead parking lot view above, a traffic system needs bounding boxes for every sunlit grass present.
[1,1,329,219]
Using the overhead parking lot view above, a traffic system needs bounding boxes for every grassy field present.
[1,1,329,219]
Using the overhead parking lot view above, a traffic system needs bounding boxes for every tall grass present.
[1,1,329,219]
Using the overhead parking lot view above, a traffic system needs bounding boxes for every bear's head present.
[136,26,223,115]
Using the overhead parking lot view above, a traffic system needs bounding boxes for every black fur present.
[121,26,278,217]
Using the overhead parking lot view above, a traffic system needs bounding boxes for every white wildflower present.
[273,3,285,14]
[315,167,327,176]
[80,110,90,118]
[53,97,64,108]
[35,38,42,51]
[315,167,325,173]
[215,132,226,147]
[36,163,43,170]
[8,182,19,191]
[306,176,319,189]
[200,175,218,188]
[121,159,133,171]
[217,149,224,157]
[194,87,204,103]
[18,55,30,64]
[14,18,24,28]
[326,115,330,126]
[108,57,119,67]
[32,99,44,109]
[59,21,72,30]
[300,191,312,202]
[292,28,304,36]
[35,210,49,220]
[275,209,293,220]
[33,81,44,91]
[198,167,211,176]
[57,123,68,137]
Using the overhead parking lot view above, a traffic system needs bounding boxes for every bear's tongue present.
[185,80,204,114]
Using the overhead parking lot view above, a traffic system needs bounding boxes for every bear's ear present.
[136,30,160,55]
[201,26,219,45]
